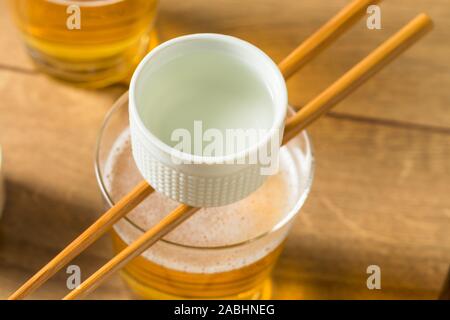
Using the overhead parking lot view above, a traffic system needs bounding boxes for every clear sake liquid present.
[136,50,275,155]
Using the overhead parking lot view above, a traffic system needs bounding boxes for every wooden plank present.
[1,0,448,127]
[0,232,132,300]
[0,0,35,71]
[156,0,450,128]
[0,71,123,208]
[272,116,450,299]
[1,115,449,299]
[0,0,448,299]
[0,71,128,299]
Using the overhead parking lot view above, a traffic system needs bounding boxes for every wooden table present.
[0,0,449,300]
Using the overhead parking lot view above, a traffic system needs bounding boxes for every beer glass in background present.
[8,0,158,88]
[95,96,314,299]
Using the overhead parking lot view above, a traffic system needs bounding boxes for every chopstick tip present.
[416,13,433,28]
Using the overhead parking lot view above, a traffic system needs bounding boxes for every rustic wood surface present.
[0,0,449,299]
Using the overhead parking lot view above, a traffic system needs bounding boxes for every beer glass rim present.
[94,92,315,250]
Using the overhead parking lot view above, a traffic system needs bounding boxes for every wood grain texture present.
[156,0,450,128]
[64,205,199,300]
[283,13,432,143]
[274,116,450,299]
[0,1,34,72]
[8,180,153,300]
[0,0,448,299]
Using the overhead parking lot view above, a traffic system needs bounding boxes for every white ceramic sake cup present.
[129,34,287,207]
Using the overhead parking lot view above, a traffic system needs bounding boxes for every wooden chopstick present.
[9,0,375,300]
[63,14,433,300]
[278,0,381,78]
[282,13,433,143]
[8,181,153,300]
[65,205,199,300]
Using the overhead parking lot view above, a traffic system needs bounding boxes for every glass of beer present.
[8,0,158,88]
[95,94,314,299]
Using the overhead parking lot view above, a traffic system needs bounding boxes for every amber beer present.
[95,100,314,299]
[111,232,284,299]
[101,139,312,298]
[8,0,158,87]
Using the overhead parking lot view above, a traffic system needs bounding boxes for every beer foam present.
[104,129,310,273]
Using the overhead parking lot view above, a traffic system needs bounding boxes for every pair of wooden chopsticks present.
[9,0,432,300]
